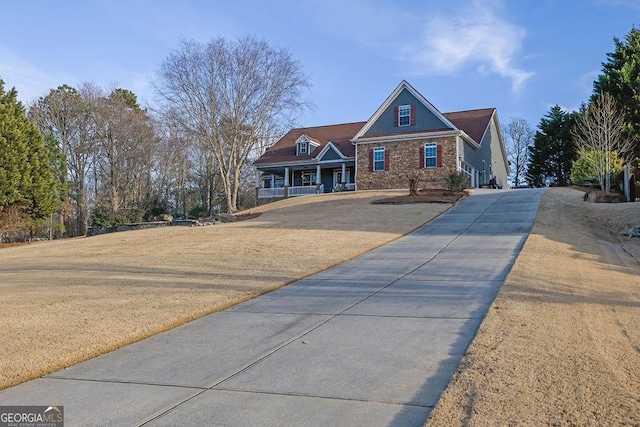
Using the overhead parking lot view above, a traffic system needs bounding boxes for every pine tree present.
[0,79,59,237]
[526,105,577,187]
[593,26,640,159]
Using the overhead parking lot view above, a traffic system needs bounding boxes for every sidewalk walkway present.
[0,189,546,426]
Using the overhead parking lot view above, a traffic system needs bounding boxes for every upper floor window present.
[298,142,308,155]
[398,105,411,126]
[425,143,437,168]
[373,147,385,171]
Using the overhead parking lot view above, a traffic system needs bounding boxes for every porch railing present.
[258,185,325,199]
[258,188,285,198]
[288,185,324,197]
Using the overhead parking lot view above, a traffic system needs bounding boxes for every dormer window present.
[295,134,319,156]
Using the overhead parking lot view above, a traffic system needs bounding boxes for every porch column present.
[341,162,346,187]
[284,167,290,198]
[255,169,261,203]
[316,165,322,193]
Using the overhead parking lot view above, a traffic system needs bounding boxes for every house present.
[254,80,509,199]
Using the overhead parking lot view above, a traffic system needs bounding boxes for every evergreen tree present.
[526,105,577,187]
[0,79,59,237]
[593,26,640,159]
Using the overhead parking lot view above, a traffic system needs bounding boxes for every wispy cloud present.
[401,0,534,91]
[0,48,60,104]
[303,0,533,92]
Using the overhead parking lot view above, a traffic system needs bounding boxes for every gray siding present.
[363,89,452,137]
[319,147,342,161]
[460,115,508,187]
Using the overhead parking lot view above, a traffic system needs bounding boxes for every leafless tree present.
[90,87,158,216]
[573,92,634,192]
[154,35,312,212]
[29,84,96,236]
[502,117,533,187]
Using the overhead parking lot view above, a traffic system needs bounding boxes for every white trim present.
[255,157,355,169]
[313,141,347,161]
[373,146,385,171]
[352,80,458,141]
[295,134,320,147]
[398,104,411,127]
[424,142,438,168]
[459,131,481,149]
[356,129,460,145]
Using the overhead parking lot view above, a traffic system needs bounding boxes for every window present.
[425,143,437,168]
[298,142,307,155]
[301,171,316,186]
[398,105,411,126]
[373,147,385,171]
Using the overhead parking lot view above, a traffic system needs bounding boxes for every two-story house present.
[254,81,509,199]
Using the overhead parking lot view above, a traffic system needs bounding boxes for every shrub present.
[444,171,469,194]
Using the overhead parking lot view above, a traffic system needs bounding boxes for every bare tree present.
[502,117,532,187]
[573,92,634,192]
[90,87,158,217]
[154,36,312,212]
[29,84,96,236]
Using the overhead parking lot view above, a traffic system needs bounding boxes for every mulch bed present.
[570,185,626,203]
[372,189,468,205]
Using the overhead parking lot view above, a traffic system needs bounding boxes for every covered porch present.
[256,161,355,199]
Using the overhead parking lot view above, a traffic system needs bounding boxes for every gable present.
[316,143,343,161]
[362,88,453,137]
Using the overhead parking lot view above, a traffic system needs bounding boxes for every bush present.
[571,150,624,188]
[90,207,145,228]
[444,171,469,194]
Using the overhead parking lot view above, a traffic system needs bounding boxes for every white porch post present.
[255,169,261,203]
[341,162,346,185]
[316,165,322,193]
[284,167,290,198]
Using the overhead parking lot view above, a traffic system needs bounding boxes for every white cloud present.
[577,69,600,95]
[0,48,60,104]
[401,0,534,91]
[303,0,533,92]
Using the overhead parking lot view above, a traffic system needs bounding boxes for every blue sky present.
[1,0,637,130]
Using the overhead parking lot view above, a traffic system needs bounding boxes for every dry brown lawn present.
[427,187,640,426]
[0,190,451,390]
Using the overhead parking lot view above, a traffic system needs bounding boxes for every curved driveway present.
[0,188,546,426]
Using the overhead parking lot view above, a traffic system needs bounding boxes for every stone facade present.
[356,136,458,190]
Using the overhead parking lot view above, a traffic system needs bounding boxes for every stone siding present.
[356,136,458,190]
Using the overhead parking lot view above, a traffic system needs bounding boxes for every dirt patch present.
[0,190,451,390]
[372,188,468,204]
[427,187,640,426]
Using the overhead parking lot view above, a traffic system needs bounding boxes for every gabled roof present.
[254,122,366,166]
[314,141,345,161]
[352,80,458,140]
[443,108,496,145]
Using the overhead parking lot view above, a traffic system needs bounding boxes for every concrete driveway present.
[0,188,546,426]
